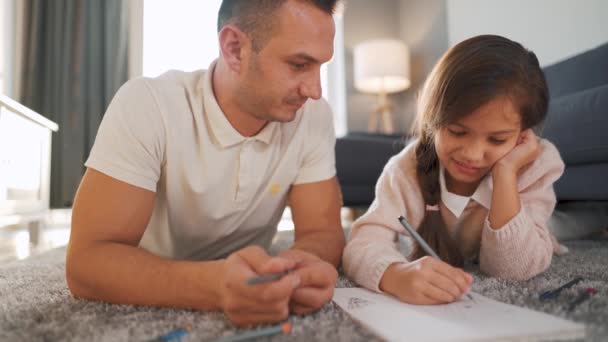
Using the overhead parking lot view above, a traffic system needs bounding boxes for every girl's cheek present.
[493,146,514,162]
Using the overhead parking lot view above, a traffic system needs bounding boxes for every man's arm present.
[279,176,344,314]
[287,176,345,267]
[66,169,300,326]
[66,169,225,310]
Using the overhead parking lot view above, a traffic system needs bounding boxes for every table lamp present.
[354,39,410,134]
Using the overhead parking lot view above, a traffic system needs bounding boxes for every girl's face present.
[434,96,522,195]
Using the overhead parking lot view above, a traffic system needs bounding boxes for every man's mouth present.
[286,98,307,108]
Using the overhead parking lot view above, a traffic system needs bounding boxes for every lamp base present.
[368,92,394,134]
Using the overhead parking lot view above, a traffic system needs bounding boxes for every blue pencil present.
[213,322,292,342]
[149,325,191,342]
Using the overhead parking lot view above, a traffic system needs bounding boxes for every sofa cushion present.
[542,84,608,165]
[335,133,406,207]
[554,162,608,201]
[543,42,608,98]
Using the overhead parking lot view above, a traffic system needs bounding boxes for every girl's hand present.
[494,129,541,176]
[379,257,472,305]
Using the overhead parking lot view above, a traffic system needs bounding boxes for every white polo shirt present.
[85,63,336,260]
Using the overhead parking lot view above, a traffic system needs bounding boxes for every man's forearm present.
[66,242,224,310]
[290,229,345,267]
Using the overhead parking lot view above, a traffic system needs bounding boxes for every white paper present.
[333,288,585,342]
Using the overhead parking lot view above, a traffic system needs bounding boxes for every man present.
[66,0,344,327]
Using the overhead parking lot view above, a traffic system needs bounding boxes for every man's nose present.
[300,71,322,100]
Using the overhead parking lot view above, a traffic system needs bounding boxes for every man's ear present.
[218,24,252,74]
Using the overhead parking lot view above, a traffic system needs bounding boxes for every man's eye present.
[290,62,306,70]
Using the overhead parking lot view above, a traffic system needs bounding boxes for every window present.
[142,0,222,77]
[325,10,347,136]
[0,0,6,95]
[1,0,20,99]
[136,0,346,135]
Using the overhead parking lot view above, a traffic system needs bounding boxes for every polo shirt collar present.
[253,121,278,145]
[202,60,277,148]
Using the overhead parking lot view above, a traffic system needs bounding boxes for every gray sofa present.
[336,42,608,215]
[542,43,608,201]
[335,132,405,207]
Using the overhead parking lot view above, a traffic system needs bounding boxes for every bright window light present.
[0,106,43,198]
[143,0,222,77]
[0,0,5,95]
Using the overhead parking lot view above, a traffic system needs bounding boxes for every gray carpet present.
[1,232,607,342]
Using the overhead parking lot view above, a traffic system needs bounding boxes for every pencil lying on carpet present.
[149,324,191,342]
[213,322,292,342]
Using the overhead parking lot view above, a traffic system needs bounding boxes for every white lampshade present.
[354,39,411,94]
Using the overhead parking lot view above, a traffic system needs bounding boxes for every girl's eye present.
[489,137,507,145]
[448,129,465,136]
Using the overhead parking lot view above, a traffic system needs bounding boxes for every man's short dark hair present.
[217,0,340,52]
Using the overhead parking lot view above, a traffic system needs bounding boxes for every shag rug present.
[0,231,606,341]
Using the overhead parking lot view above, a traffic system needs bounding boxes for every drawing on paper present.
[332,288,586,342]
[347,297,373,310]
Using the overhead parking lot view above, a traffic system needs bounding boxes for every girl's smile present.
[450,158,485,176]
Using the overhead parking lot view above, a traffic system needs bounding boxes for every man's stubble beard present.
[236,57,301,123]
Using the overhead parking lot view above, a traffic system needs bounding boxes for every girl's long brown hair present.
[410,35,549,266]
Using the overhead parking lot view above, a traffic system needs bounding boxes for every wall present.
[344,0,401,133]
[447,0,608,66]
[344,0,449,133]
[398,0,448,133]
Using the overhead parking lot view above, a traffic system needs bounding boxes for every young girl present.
[342,35,566,305]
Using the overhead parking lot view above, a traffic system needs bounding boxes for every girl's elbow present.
[481,251,552,281]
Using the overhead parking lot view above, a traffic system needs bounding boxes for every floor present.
[0,209,72,263]
[0,208,356,263]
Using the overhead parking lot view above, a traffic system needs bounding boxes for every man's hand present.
[279,249,338,315]
[379,257,472,305]
[219,246,301,327]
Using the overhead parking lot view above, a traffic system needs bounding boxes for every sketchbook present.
[333,288,585,342]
